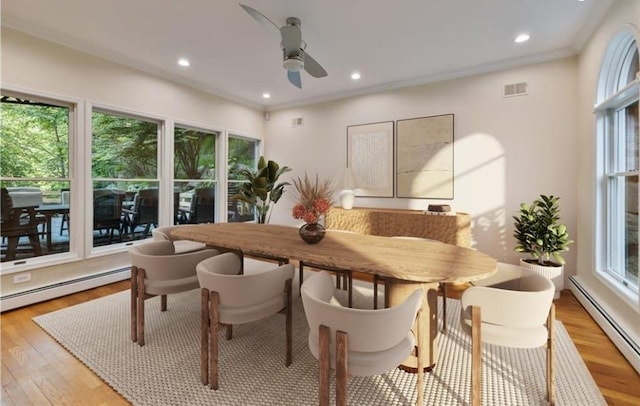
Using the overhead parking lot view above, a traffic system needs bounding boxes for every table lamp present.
[339,167,357,210]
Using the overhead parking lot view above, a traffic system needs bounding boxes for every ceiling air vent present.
[291,117,304,127]
[502,82,528,98]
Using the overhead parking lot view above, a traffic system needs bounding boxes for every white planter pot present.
[519,258,563,299]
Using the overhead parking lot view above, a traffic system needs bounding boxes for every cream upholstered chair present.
[152,225,207,254]
[460,267,556,406]
[197,252,295,390]
[302,271,425,406]
[129,240,219,346]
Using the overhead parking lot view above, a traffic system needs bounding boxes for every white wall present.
[266,58,579,275]
[1,29,264,132]
[575,0,640,357]
[0,28,264,297]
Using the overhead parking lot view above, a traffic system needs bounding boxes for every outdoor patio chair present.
[93,189,125,243]
[124,188,159,239]
[1,187,42,261]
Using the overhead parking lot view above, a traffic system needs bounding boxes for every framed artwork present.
[346,121,394,197]
[396,114,454,199]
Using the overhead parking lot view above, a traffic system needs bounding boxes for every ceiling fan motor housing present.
[283,48,304,71]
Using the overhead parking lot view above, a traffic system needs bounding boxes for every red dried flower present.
[291,173,334,224]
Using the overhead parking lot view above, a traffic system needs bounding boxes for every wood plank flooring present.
[1,282,639,405]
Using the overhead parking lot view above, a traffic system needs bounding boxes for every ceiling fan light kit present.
[240,3,328,89]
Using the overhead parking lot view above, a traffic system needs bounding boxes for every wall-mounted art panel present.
[347,121,394,197]
[396,114,454,199]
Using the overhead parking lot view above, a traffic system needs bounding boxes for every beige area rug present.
[34,276,606,405]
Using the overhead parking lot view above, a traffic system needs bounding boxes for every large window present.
[596,31,639,299]
[174,126,217,224]
[227,135,258,222]
[1,94,72,262]
[92,110,159,245]
[1,89,261,273]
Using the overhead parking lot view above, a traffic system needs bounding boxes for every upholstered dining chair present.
[301,271,426,406]
[151,225,206,254]
[128,240,219,346]
[460,269,556,406]
[197,252,295,390]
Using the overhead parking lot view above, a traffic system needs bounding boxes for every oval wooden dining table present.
[171,222,497,371]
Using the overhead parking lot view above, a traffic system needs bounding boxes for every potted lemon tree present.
[513,194,573,298]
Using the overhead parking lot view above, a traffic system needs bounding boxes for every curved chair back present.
[129,240,217,282]
[151,226,174,241]
[152,225,207,253]
[460,266,556,406]
[197,252,295,323]
[128,240,219,347]
[461,270,555,362]
[197,251,294,390]
[302,271,422,366]
[462,271,554,332]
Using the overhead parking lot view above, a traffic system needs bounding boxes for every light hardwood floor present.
[2,281,639,405]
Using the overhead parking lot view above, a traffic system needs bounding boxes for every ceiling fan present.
[240,3,328,89]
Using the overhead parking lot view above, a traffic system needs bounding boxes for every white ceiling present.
[1,0,613,110]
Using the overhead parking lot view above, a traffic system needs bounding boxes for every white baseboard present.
[569,275,640,374]
[0,268,130,312]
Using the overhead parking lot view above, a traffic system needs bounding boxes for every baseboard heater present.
[569,275,640,374]
[1,267,130,312]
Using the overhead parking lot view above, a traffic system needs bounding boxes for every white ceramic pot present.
[519,258,563,299]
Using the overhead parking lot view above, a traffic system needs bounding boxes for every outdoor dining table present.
[171,222,497,370]
[36,204,70,250]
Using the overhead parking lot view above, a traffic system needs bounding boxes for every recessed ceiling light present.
[178,58,190,67]
[515,34,530,43]
[262,93,271,99]
[351,72,361,80]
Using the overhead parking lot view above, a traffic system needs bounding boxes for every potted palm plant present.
[513,194,573,298]
[231,156,291,223]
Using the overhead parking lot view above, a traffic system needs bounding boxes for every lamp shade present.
[342,167,357,189]
[339,167,357,209]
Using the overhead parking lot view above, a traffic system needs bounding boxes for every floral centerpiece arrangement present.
[291,173,333,243]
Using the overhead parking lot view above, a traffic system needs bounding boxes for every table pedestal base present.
[385,279,439,372]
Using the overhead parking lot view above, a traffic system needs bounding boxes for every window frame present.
[86,103,165,255]
[226,132,261,223]
[0,87,82,273]
[173,122,222,224]
[594,28,640,307]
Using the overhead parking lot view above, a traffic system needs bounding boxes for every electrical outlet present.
[13,273,31,284]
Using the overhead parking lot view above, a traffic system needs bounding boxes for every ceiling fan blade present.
[280,25,302,55]
[303,52,328,78]
[239,4,280,37]
[288,70,302,88]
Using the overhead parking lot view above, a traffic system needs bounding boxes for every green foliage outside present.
[1,101,69,191]
[91,112,158,180]
[174,127,216,181]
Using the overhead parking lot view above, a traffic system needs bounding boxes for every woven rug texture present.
[33,275,606,406]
